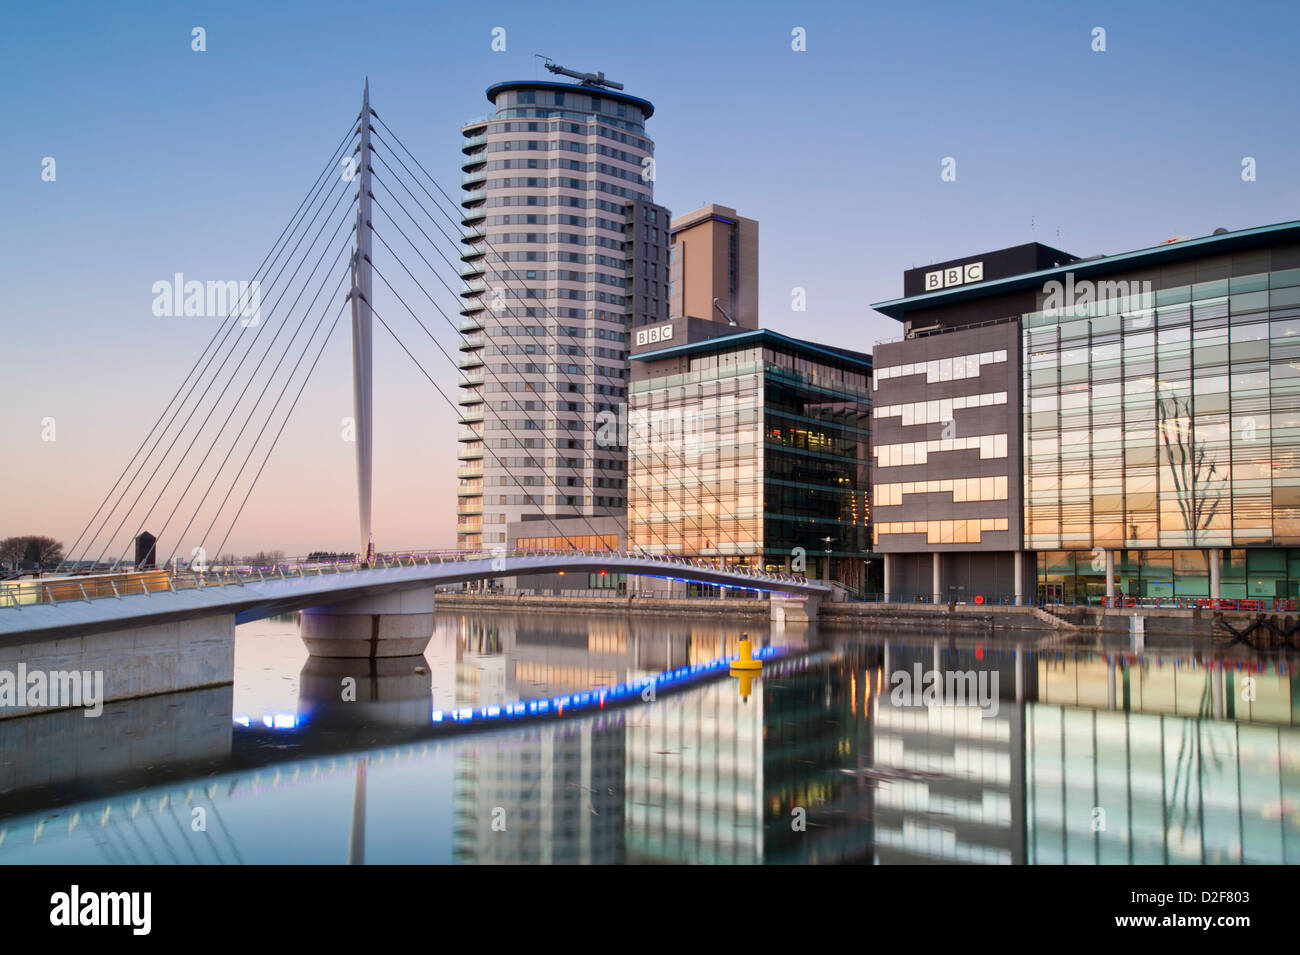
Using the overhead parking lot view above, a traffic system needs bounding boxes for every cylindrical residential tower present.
[456,72,663,551]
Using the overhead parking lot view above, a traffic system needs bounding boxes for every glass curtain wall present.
[628,347,765,559]
[1025,267,1300,599]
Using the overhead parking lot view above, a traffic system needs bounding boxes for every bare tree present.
[0,535,64,569]
[0,537,24,568]
[1156,394,1223,546]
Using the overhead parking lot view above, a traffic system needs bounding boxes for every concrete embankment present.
[433,593,1293,644]
[434,593,770,617]
[821,602,1054,633]
[825,602,1300,642]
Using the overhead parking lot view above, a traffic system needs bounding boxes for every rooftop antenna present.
[542,58,625,90]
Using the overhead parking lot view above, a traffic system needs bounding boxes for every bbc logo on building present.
[635,324,675,347]
[924,261,984,291]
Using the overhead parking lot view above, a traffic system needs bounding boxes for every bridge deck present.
[0,551,828,643]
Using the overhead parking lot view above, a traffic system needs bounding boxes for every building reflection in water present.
[623,653,877,864]
[1027,653,1299,864]
[453,716,627,865]
[448,614,799,865]
[0,608,1297,866]
[865,645,1031,864]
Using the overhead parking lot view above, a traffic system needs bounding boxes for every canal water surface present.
[0,610,1295,864]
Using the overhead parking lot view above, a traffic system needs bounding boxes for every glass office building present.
[1024,261,1300,601]
[627,326,871,587]
[1027,704,1300,864]
[871,221,1300,603]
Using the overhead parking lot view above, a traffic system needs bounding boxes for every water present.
[0,609,1295,864]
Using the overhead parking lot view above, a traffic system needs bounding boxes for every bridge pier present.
[299,586,435,658]
[0,614,235,720]
[298,655,432,727]
[770,593,821,625]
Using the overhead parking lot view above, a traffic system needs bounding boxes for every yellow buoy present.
[733,671,756,701]
[730,634,762,672]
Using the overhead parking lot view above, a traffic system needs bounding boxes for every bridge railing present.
[0,547,821,610]
[838,591,1262,610]
[438,587,768,600]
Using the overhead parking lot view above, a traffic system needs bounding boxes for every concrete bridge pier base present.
[771,593,822,625]
[300,587,435,658]
[298,655,432,727]
[0,614,236,720]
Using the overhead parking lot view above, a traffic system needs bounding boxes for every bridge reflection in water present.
[0,610,1296,864]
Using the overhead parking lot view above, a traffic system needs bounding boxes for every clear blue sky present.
[2,0,1297,557]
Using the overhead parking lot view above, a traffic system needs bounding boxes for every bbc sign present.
[634,324,674,347]
[924,261,984,292]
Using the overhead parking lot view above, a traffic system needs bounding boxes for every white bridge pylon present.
[349,79,375,563]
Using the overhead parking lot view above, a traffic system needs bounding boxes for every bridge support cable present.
[163,800,206,865]
[367,239,683,559]
[364,169,709,558]
[159,249,356,569]
[102,187,357,571]
[72,147,360,570]
[353,102,609,554]
[367,119,757,566]
[367,200,713,562]
[92,179,360,570]
[188,272,352,567]
[363,171,679,558]
[206,298,351,566]
[366,295,618,552]
[59,118,361,571]
[366,154,749,563]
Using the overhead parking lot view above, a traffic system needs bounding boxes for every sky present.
[1,0,1298,560]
